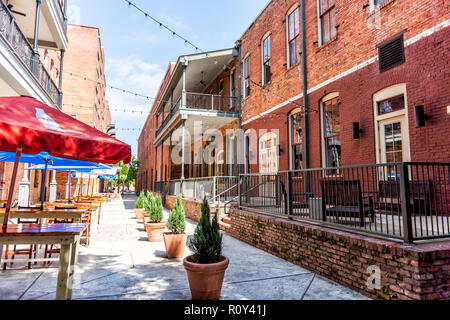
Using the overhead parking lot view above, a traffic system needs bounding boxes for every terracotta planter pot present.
[163,232,187,259]
[135,208,145,220]
[183,255,229,300]
[144,222,166,242]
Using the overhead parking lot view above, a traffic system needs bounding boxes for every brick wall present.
[229,208,450,300]
[164,195,203,223]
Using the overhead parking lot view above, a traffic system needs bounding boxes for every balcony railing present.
[155,92,239,138]
[186,92,238,113]
[0,1,61,107]
[239,162,450,244]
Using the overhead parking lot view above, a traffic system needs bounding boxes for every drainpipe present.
[235,40,243,177]
[300,0,311,198]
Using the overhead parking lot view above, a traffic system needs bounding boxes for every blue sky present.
[68,0,270,157]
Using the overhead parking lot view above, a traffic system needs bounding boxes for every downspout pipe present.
[300,0,310,198]
[301,0,309,170]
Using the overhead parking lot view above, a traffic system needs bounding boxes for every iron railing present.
[154,181,167,194]
[0,1,61,107]
[239,163,450,243]
[155,97,181,138]
[212,176,239,203]
[185,92,238,113]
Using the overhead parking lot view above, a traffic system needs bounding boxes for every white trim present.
[242,19,450,126]
[373,83,410,164]
[286,5,300,69]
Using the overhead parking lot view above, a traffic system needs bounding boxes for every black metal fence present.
[239,163,450,243]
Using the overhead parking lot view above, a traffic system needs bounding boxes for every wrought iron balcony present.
[0,1,61,108]
[155,92,239,139]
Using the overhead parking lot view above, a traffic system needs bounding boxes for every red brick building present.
[138,0,449,192]
[138,0,450,300]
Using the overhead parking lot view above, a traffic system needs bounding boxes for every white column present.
[49,170,57,202]
[18,164,31,207]
[181,120,186,195]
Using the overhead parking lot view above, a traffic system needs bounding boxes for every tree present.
[126,157,140,190]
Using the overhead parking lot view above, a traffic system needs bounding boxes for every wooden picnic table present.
[0,209,86,224]
[0,223,87,300]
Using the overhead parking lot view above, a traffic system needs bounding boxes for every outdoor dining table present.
[0,209,86,224]
[0,223,87,300]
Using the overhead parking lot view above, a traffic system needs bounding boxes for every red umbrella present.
[0,96,132,227]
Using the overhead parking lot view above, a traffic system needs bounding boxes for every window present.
[262,35,271,85]
[378,95,405,115]
[218,79,224,94]
[318,0,337,45]
[289,110,303,170]
[374,0,388,6]
[243,56,250,98]
[259,132,279,173]
[287,7,300,67]
[321,94,341,171]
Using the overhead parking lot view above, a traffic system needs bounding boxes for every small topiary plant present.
[167,196,186,234]
[188,197,223,264]
[135,192,146,209]
[147,194,164,223]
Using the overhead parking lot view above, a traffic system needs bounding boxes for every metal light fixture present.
[353,122,363,140]
[415,105,429,128]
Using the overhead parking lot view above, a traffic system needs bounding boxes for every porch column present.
[181,120,186,195]
[18,164,31,207]
[49,170,57,202]
[58,50,65,108]
[168,133,172,182]
[32,0,42,75]
[181,62,187,108]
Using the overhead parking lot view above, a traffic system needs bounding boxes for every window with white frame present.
[321,94,341,171]
[243,55,251,98]
[262,35,271,85]
[287,6,300,68]
[259,132,279,173]
[317,0,337,45]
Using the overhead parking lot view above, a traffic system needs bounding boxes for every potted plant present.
[144,193,165,242]
[164,196,187,259]
[135,192,146,220]
[183,197,229,300]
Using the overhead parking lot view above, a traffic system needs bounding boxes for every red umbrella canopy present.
[0,96,131,164]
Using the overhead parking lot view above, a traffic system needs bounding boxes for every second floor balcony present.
[0,0,62,108]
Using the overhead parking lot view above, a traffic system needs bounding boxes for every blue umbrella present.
[0,151,110,208]
[27,163,111,203]
[98,175,117,180]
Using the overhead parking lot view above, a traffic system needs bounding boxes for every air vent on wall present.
[378,34,405,73]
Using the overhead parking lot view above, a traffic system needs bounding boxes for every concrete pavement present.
[0,193,369,300]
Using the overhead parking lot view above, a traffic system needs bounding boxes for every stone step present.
[222,215,231,224]
[219,221,231,233]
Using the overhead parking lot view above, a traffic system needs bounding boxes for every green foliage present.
[188,197,222,264]
[166,196,186,234]
[144,193,164,223]
[135,191,146,209]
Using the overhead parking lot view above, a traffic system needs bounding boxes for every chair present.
[377,180,431,214]
[77,203,93,247]
[3,219,39,270]
[321,180,375,227]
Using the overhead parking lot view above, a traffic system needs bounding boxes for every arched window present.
[259,132,279,173]
[320,93,341,171]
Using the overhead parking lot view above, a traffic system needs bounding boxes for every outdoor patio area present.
[0,194,368,300]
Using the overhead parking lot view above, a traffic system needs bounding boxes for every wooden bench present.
[0,223,87,300]
[321,180,375,227]
[378,180,431,213]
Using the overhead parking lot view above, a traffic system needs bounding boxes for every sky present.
[68,0,270,157]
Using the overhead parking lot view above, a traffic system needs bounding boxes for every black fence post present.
[400,162,414,244]
[238,176,242,209]
[286,171,293,218]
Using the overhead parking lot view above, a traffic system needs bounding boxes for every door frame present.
[373,84,411,164]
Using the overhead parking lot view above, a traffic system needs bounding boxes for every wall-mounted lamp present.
[278,145,284,155]
[415,105,429,128]
[353,122,363,140]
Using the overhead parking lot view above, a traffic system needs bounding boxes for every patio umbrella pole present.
[68,172,72,204]
[2,148,22,229]
[39,161,49,211]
